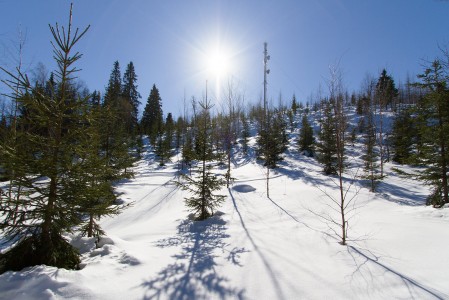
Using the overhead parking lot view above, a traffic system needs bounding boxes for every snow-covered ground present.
[1,116,449,299]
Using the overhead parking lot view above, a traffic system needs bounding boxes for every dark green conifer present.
[0,5,90,272]
[257,109,288,168]
[241,113,250,154]
[298,114,315,156]
[179,99,225,220]
[141,84,163,145]
[414,60,449,207]
[316,100,338,175]
[103,61,122,108]
[362,112,381,192]
[390,109,415,164]
[122,61,141,135]
[291,94,298,115]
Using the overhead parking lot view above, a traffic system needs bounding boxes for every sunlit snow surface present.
[1,110,449,300]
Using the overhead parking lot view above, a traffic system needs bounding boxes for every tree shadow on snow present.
[141,213,247,300]
[228,189,288,300]
[271,151,336,189]
[347,246,448,299]
[375,179,427,206]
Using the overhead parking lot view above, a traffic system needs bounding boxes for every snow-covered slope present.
[1,113,449,300]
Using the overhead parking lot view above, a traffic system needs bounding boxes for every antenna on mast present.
[263,42,270,117]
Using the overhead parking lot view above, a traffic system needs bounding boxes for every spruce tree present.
[141,84,163,145]
[291,94,298,115]
[256,109,288,198]
[182,130,195,169]
[122,61,141,135]
[257,109,288,168]
[175,116,185,150]
[155,113,174,166]
[179,98,225,220]
[102,61,134,170]
[90,90,101,107]
[414,59,449,207]
[103,61,122,108]
[241,112,250,154]
[0,5,90,272]
[68,107,123,239]
[287,109,295,132]
[376,69,398,110]
[390,109,415,164]
[165,112,174,151]
[375,69,398,176]
[298,114,315,156]
[362,111,381,192]
[316,100,338,175]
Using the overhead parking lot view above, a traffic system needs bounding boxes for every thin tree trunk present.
[267,167,270,198]
[378,105,384,177]
[87,214,94,237]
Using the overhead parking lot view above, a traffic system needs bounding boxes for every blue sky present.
[1,0,448,117]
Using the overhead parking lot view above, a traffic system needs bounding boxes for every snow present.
[1,112,449,299]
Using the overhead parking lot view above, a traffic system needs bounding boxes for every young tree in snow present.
[156,113,174,166]
[312,65,355,246]
[241,111,250,155]
[316,100,338,175]
[390,109,415,165]
[69,107,125,240]
[179,97,225,220]
[257,108,288,197]
[362,109,381,192]
[375,69,398,177]
[329,68,350,245]
[298,114,315,156]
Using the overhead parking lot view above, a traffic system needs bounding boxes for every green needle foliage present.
[0,5,127,273]
[414,59,449,207]
[298,114,315,156]
[178,98,225,221]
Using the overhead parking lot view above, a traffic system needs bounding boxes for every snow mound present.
[96,236,115,248]
[232,184,256,193]
[69,235,97,254]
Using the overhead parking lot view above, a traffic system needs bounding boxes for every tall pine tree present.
[122,61,141,135]
[141,84,163,145]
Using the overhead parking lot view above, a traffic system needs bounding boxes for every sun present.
[205,46,231,78]
[196,38,237,99]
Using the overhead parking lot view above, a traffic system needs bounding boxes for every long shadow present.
[265,196,336,241]
[348,246,448,299]
[231,146,256,168]
[141,214,246,300]
[274,160,335,189]
[228,189,287,300]
[376,179,427,206]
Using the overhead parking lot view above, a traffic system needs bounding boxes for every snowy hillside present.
[1,110,449,300]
